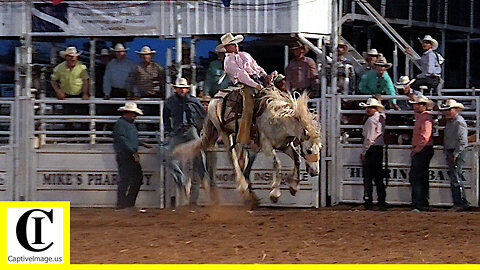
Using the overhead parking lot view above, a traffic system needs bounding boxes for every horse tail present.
[172,119,219,160]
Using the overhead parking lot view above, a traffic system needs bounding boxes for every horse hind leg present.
[221,134,249,197]
[269,150,282,203]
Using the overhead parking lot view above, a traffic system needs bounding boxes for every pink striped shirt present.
[412,111,433,154]
[224,51,267,88]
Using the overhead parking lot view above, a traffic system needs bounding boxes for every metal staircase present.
[353,0,421,69]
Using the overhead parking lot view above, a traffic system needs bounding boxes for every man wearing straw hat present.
[358,56,399,110]
[439,99,470,211]
[284,41,318,93]
[103,43,137,99]
[51,46,89,100]
[113,102,152,211]
[406,35,444,92]
[163,78,208,205]
[129,45,165,99]
[220,33,269,145]
[205,45,230,97]
[408,95,435,212]
[358,48,382,78]
[359,97,387,210]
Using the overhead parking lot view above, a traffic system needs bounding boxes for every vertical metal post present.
[408,0,413,27]
[470,0,474,31]
[426,0,431,23]
[320,38,327,207]
[89,38,96,145]
[441,30,446,79]
[380,0,386,17]
[466,34,471,88]
[444,0,448,26]
[284,45,289,70]
[393,45,398,82]
[190,38,197,96]
[175,1,183,80]
[166,48,172,98]
[330,0,338,206]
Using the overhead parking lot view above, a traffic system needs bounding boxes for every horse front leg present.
[221,134,250,197]
[283,143,301,196]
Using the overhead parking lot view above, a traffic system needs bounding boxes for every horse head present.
[294,92,322,177]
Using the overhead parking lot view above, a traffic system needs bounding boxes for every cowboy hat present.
[100,48,110,56]
[215,44,226,53]
[274,73,286,83]
[135,46,156,55]
[408,95,434,107]
[362,48,382,58]
[60,47,82,58]
[219,33,244,48]
[118,102,143,115]
[111,43,129,52]
[338,39,349,50]
[438,99,465,110]
[394,75,416,89]
[172,77,190,88]
[199,95,212,103]
[419,35,439,50]
[359,97,385,110]
[374,56,392,69]
[290,41,310,54]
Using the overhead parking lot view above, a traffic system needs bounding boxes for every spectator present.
[163,78,208,205]
[358,48,382,78]
[406,35,444,92]
[408,95,434,212]
[113,102,152,211]
[205,45,230,97]
[359,97,387,210]
[395,75,420,110]
[439,99,470,211]
[273,73,288,93]
[358,56,399,109]
[95,48,111,98]
[103,43,136,99]
[130,46,165,99]
[285,41,318,92]
[50,46,89,100]
[336,40,355,94]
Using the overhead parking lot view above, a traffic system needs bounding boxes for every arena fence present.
[333,94,480,207]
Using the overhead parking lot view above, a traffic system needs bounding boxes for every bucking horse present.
[173,86,322,203]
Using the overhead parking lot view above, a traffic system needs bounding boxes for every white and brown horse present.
[174,87,322,203]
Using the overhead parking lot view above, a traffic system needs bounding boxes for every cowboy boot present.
[237,87,254,145]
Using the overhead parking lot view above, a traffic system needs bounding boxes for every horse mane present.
[261,87,321,141]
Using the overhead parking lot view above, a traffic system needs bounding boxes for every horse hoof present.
[269,195,279,203]
[288,186,297,196]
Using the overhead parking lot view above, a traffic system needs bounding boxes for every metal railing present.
[33,98,165,146]
[0,98,14,146]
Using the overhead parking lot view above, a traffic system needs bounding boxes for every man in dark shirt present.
[163,78,208,205]
[113,102,152,211]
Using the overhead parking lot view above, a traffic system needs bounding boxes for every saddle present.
[219,88,266,143]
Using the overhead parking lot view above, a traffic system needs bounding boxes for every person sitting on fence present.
[129,46,166,99]
[406,35,444,93]
[358,48,382,79]
[359,97,387,211]
[50,46,89,100]
[103,43,137,99]
[394,75,421,110]
[285,41,318,93]
[438,99,470,211]
[358,56,399,110]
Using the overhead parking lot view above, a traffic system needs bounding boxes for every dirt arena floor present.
[71,205,480,264]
